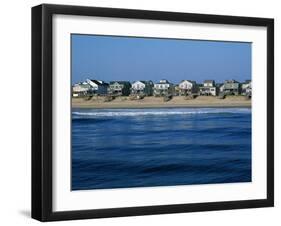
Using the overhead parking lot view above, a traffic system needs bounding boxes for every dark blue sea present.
[72,108,252,190]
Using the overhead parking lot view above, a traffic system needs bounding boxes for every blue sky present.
[71,34,251,84]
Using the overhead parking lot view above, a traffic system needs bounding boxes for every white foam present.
[72,108,251,117]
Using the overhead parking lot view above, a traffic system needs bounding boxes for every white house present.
[131,80,154,96]
[178,80,198,96]
[153,79,173,96]
[199,80,217,96]
[72,82,92,97]
[86,79,108,95]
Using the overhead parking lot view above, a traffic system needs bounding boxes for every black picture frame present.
[32,3,274,222]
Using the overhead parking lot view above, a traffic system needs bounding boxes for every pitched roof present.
[180,80,196,84]
[155,79,172,85]
[204,80,214,83]
[224,79,239,84]
[109,81,131,85]
[73,83,91,88]
[138,80,154,85]
[159,79,170,84]
[89,79,101,85]
[87,79,109,86]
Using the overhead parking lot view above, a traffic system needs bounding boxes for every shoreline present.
[72,96,251,109]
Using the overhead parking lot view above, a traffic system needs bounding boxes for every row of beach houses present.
[72,78,252,97]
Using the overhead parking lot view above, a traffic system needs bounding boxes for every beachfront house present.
[221,80,241,95]
[72,82,92,97]
[178,80,198,96]
[199,80,217,96]
[174,85,180,96]
[108,81,131,96]
[241,80,252,96]
[219,84,224,93]
[86,79,109,95]
[153,79,174,96]
[131,80,154,96]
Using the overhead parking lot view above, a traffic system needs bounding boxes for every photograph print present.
[71,34,252,191]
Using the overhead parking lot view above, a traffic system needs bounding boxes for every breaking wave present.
[72,108,251,118]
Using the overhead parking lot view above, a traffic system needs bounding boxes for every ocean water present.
[72,108,252,190]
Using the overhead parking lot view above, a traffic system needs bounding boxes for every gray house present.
[108,81,131,96]
[221,80,241,95]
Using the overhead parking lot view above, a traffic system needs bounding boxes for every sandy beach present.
[72,96,251,108]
